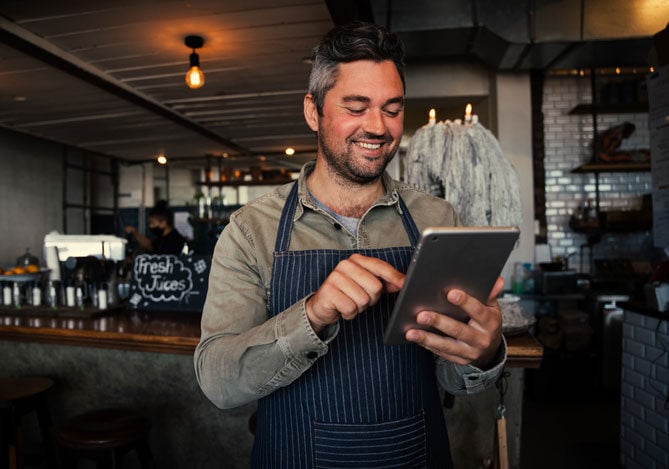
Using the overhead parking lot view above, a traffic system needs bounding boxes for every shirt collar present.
[294,160,401,221]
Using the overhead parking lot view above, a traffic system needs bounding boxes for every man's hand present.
[305,254,404,333]
[405,277,505,369]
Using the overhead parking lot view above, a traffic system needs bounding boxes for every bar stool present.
[56,408,154,469]
[0,376,57,469]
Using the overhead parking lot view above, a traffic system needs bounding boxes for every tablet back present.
[383,226,519,345]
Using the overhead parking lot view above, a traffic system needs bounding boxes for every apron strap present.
[398,195,420,247]
[274,182,421,251]
[274,182,299,252]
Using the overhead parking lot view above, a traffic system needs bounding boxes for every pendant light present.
[184,35,205,89]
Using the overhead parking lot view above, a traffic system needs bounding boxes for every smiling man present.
[195,22,507,468]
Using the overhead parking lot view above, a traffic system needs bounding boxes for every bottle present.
[13,282,21,308]
[3,284,12,306]
[49,282,58,309]
[75,286,84,309]
[522,263,535,294]
[512,262,525,294]
[33,285,42,307]
[66,286,76,307]
[98,286,108,310]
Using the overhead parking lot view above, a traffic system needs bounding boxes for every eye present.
[346,107,366,115]
[383,106,403,117]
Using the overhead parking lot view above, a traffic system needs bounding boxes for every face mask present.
[150,226,164,237]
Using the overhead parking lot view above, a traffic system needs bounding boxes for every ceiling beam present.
[324,0,374,25]
[0,15,253,156]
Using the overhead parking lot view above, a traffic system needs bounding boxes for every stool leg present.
[35,396,57,469]
[1,411,11,469]
[59,449,78,469]
[136,439,154,469]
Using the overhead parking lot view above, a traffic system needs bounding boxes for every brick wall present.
[542,75,652,273]
[621,311,669,469]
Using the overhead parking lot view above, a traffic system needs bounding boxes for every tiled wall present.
[542,75,653,273]
[621,311,669,469]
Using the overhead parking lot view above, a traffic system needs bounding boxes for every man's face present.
[148,217,167,235]
[306,60,404,184]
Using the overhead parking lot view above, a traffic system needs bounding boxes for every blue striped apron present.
[252,183,451,468]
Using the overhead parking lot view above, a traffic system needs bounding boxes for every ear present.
[303,94,319,132]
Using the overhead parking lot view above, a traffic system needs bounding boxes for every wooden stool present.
[0,376,57,469]
[56,408,153,469]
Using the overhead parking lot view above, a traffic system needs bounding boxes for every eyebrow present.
[341,95,405,106]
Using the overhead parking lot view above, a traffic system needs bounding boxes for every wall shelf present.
[568,102,648,115]
[196,178,294,187]
[571,162,651,173]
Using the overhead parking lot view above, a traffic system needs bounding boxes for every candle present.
[464,103,472,124]
[428,108,436,125]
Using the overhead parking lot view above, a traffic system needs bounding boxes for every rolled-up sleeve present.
[194,216,338,409]
[435,336,508,396]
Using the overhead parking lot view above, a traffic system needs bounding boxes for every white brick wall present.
[621,310,669,469]
[543,76,652,272]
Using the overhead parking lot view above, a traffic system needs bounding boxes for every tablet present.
[383,226,520,345]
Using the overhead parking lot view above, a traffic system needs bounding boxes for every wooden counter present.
[0,309,200,355]
[0,309,543,365]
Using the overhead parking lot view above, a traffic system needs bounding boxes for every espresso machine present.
[43,232,128,308]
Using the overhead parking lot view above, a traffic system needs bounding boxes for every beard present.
[318,127,397,185]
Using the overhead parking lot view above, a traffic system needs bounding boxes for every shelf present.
[196,178,294,187]
[568,102,649,115]
[571,162,650,173]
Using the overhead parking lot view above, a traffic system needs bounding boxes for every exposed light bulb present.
[157,155,167,165]
[184,36,205,89]
[186,63,204,89]
[285,147,295,156]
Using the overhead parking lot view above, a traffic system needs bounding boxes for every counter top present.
[0,309,543,365]
[0,308,200,354]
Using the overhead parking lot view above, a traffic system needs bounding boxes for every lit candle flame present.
[465,103,472,123]
[428,108,436,124]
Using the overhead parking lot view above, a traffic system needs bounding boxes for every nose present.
[362,108,386,136]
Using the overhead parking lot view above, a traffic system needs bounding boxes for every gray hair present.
[308,22,406,116]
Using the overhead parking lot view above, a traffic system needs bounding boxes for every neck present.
[307,161,384,218]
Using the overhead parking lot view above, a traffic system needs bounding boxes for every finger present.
[446,288,490,324]
[335,259,385,303]
[415,310,474,344]
[325,269,376,314]
[405,328,476,365]
[487,277,505,303]
[347,254,405,292]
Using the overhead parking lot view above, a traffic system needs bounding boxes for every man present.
[195,22,506,468]
[125,200,186,255]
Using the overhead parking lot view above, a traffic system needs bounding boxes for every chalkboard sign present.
[128,254,210,312]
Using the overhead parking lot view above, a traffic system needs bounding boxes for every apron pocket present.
[313,412,427,469]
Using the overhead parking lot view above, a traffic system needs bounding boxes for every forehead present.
[329,60,404,100]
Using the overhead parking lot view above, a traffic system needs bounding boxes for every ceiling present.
[0,0,666,170]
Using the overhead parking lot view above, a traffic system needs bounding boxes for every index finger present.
[348,253,405,292]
